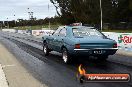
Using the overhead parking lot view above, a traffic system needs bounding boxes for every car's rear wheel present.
[43,43,49,56]
[62,48,72,64]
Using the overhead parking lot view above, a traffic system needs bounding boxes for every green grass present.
[14,24,61,30]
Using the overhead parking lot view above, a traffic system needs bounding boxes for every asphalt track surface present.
[0,31,132,87]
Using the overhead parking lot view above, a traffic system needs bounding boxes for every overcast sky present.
[0,0,57,21]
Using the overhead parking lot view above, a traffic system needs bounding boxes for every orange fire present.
[78,64,86,75]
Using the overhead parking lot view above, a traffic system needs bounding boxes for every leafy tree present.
[50,0,132,28]
[50,0,101,24]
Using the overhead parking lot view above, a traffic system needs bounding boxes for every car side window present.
[59,28,66,37]
[53,28,61,35]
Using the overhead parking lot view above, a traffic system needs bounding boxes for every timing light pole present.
[99,0,103,31]
[27,8,34,20]
[7,18,9,28]
[28,12,34,20]
[14,14,16,26]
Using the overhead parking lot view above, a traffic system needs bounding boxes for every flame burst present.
[78,64,86,75]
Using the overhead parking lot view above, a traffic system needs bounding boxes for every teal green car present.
[42,26,118,64]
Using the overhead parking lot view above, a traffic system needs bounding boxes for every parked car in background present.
[42,26,118,64]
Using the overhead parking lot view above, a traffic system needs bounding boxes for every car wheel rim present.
[63,50,68,63]
[44,46,47,54]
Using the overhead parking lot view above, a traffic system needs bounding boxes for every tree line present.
[0,16,60,28]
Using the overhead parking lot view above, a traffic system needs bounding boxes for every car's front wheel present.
[43,43,49,56]
[62,48,72,64]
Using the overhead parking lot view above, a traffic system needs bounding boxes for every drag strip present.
[0,31,132,87]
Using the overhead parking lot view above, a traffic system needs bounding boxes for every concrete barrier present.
[17,30,27,34]
[2,29,17,33]
[103,32,132,50]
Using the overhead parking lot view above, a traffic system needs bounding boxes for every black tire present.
[97,55,108,61]
[62,48,72,64]
[43,43,49,56]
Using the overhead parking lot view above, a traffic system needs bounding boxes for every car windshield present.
[72,27,103,37]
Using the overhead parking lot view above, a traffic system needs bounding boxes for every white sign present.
[2,29,16,33]
[32,30,55,36]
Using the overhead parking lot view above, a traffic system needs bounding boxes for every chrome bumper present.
[74,48,118,51]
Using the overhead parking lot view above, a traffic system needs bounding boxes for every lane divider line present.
[2,64,16,68]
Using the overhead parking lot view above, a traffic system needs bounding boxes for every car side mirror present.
[52,32,55,35]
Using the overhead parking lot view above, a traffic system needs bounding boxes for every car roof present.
[66,26,95,29]
[58,26,95,30]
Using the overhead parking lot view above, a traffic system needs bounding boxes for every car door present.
[55,28,67,52]
[50,28,61,51]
